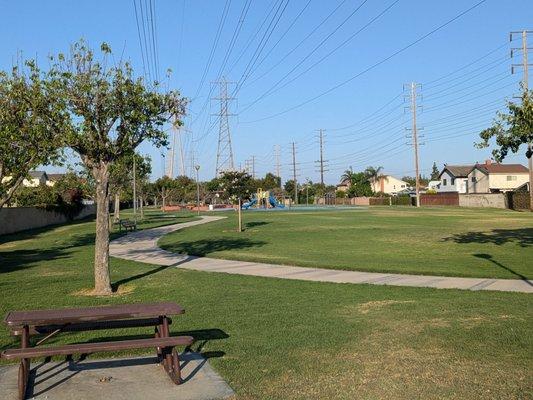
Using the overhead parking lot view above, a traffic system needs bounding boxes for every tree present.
[340,167,358,186]
[0,61,68,209]
[261,173,281,190]
[109,153,151,221]
[477,88,533,210]
[51,41,185,294]
[364,166,384,192]
[154,176,180,209]
[219,171,254,202]
[430,162,440,180]
[347,172,373,197]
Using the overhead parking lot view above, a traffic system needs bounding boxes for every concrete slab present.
[0,353,234,400]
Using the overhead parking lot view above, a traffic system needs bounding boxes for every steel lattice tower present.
[212,77,236,176]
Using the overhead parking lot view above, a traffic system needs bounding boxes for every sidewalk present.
[110,216,533,293]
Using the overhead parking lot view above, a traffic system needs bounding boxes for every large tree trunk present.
[93,162,112,295]
[113,192,121,222]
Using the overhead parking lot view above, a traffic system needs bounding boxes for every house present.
[23,171,49,187]
[438,161,529,193]
[336,178,350,193]
[438,165,472,193]
[427,180,441,190]
[468,161,529,193]
[370,175,408,195]
[45,173,65,187]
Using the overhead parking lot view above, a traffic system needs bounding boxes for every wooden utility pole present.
[274,145,281,186]
[292,142,298,204]
[511,30,533,210]
[315,129,328,186]
[408,82,421,207]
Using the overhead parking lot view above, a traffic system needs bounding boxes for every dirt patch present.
[71,284,136,297]
[355,300,415,314]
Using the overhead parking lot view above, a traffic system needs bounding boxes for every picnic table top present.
[4,302,184,327]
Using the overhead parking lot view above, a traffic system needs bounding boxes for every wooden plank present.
[4,302,184,327]
[10,317,173,336]
[1,336,194,360]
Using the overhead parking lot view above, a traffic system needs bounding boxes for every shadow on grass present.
[0,232,95,274]
[473,253,532,284]
[164,237,266,257]
[443,228,533,247]
[245,221,270,228]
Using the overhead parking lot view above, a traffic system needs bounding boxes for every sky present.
[1,0,532,184]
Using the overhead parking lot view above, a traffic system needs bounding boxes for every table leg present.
[18,325,30,400]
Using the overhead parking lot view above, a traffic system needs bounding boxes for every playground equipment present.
[242,188,285,209]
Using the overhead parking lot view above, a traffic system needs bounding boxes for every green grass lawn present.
[159,207,533,279]
[0,207,532,399]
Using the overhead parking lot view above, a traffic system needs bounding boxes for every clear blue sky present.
[1,0,531,183]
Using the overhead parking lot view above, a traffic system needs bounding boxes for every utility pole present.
[405,82,422,207]
[274,145,281,187]
[195,165,201,216]
[167,125,177,178]
[292,142,298,204]
[511,30,533,210]
[133,154,137,220]
[315,129,328,186]
[212,77,236,176]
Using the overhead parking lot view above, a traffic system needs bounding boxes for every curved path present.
[110,216,532,293]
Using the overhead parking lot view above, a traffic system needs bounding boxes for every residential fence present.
[506,192,531,210]
[0,205,96,236]
[420,193,459,206]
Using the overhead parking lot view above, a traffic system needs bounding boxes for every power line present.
[242,0,488,123]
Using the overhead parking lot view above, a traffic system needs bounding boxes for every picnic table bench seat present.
[2,302,191,400]
[1,336,193,360]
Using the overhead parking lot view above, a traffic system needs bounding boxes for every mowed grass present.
[0,207,531,399]
[159,206,533,279]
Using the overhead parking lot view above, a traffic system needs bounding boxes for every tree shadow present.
[473,253,532,284]
[245,221,270,228]
[163,237,266,257]
[443,228,533,247]
[0,232,96,274]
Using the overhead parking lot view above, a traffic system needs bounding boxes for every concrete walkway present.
[110,216,533,293]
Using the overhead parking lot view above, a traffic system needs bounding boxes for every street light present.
[195,165,201,216]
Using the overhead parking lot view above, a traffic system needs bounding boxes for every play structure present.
[242,188,285,210]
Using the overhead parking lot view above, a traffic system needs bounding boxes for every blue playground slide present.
[268,195,285,208]
[242,198,257,209]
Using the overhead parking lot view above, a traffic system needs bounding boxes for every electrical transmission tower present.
[404,82,424,207]
[166,120,190,178]
[212,77,236,176]
[511,30,533,209]
[315,129,329,186]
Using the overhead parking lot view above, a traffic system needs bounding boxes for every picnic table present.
[1,302,193,400]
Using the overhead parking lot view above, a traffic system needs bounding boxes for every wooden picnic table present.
[1,302,193,400]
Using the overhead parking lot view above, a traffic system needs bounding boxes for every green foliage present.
[218,171,255,202]
[260,172,281,190]
[430,162,440,180]
[477,87,533,161]
[346,172,373,197]
[336,190,347,198]
[12,174,86,218]
[0,61,70,208]
[50,40,185,167]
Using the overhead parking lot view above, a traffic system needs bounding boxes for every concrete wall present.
[0,205,96,236]
[459,194,507,209]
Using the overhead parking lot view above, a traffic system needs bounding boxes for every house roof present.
[28,171,48,179]
[439,165,473,178]
[474,163,529,174]
[47,173,65,181]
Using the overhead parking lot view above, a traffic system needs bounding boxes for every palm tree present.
[364,166,385,193]
[340,167,357,186]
